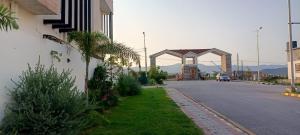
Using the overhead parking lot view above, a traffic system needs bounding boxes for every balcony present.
[100,0,113,13]
[15,0,59,15]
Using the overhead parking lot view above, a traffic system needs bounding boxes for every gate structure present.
[150,48,232,80]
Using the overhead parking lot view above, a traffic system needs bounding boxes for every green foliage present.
[89,64,111,96]
[100,94,119,110]
[138,71,148,85]
[96,42,141,65]
[86,88,203,135]
[115,74,141,96]
[129,70,139,80]
[88,64,118,109]
[0,63,95,135]
[86,110,110,128]
[68,32,109,63]
[68,31,110,98]
[262,76,285,84]
[148,67,168,84]
[0,4,18,31]
[210,72,218,80]
[148,79,156,85]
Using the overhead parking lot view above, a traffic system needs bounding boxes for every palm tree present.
[97,42,140,76]
[0,4,18,31]
[68,32,109,103]
[95,42,140,65]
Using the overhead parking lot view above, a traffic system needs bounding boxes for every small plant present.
[148,79,156,85]
[0,4,19,31]
[88,64,118,109]
[115,74,141,96]
[138,71,148,85]
[0,62,95,135]
[148,67,167,85]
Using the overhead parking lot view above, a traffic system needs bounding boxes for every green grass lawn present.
[87,88,203,135]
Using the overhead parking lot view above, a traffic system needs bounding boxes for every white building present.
[0,0,113,120]
[286,41,300,82]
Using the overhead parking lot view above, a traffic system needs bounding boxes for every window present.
[295,64,300,72]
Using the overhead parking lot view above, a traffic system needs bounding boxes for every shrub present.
[99,93,119,109]
[138,71,148,85]
[128,70,139,80]
[88,64,118,109]
[262,76,284,83]
[0,63,94,135]
[115,74,141,96]
[86,110,110,127]
[148,67,168,84]
[148,79,156,85]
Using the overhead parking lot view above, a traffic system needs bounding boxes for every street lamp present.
[287,0,296,91]
[256,26,263,82]
[143,32,148,76]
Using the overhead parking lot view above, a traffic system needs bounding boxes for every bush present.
[148,67,168,84]
[88,64,118,109]
[128,70,139,80]
[99,94,119,109]
[262,76,284,83]
[115,74,141,96]
[86,110,110,127]
[0,63,94,135]
[138,71,148,85]
[88,64,111,97]
[148,79,156,85]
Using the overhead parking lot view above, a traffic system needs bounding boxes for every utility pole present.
[237,53,239,79]
[241,60,244,80]
[256,27,263,82]
[288,0,296,91]
[143,32,148,76]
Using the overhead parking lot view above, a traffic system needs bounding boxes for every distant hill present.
[260,67,288,76]
[132,63,287,76]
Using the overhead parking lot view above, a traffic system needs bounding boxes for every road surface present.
[166,80,300,135]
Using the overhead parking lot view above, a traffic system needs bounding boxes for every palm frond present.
[95,42,141,65]
[68,31,109,62]
[0,4,18,31]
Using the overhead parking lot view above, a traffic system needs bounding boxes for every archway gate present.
[150,48,232,80]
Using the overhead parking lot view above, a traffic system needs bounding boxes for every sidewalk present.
[166,88,252,135]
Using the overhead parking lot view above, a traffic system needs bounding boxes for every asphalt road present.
[166,80,300,135]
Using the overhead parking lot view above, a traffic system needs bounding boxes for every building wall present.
[92,0,103,32]
[287,61,300,80]
[287,47,300,80]
[0,0,111,120]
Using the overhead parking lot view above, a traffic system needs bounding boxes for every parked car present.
[216,73,231,82]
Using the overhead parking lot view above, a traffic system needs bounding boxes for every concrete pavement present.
[166,88,249,135]
[166,80,300,135]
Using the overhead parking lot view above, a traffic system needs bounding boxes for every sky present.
[113,0,300,66]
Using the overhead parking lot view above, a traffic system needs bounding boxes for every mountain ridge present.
[132,63,288,76]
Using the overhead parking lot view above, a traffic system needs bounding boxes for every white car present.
[216,73,231,82]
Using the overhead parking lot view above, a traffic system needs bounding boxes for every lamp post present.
[143,32,148,76]
[256,26,263,82]
[288,0,296,91]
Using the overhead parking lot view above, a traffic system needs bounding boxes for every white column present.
[109,12,113,41]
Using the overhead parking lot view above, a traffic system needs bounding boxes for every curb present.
[176,90,256,135]
[283,92,300,98]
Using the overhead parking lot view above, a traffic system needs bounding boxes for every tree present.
[68,32,109,104]
[0,4,18,31]
[148,66,168,84]
[94,42,140,76]
[95,42,140,65]
[245,67,253,80]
